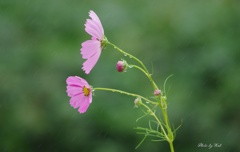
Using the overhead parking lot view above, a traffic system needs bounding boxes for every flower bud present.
[116,60,128,72]
[154,89,161,96]
[134,97,142,108]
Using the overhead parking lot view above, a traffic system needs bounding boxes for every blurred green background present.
[1,0,240,151]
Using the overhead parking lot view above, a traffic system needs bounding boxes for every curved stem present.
[131,65,158,90]
[107,42,147,71]
[163,74,173,95]
[107,41,159,90]
[131,65,149,77]
[105,41,175,151]
[94,87,157,105]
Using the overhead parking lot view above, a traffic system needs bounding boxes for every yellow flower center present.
[83,86,90,96]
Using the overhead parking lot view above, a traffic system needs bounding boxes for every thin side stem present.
[105,41,176,151]
[140,103,168,141]
[107,42,158,90]
[131,65,158,90]
[94,87,157,105]
[107,42,148,72]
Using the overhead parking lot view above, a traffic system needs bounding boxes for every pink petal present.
[85,19,103,40]
[81,81,90,89]
[67,76,89,87]
[66,76,91,97]
[81,40,101,59]
[78,97,91,113]
[70,94,91,113]
[66,85,82,97]
[89,10,104,38]
[66,76,92,114]
[70,93,85,109]
[89,91,92,103]
[66,76,83,86]
[82,46,101,74]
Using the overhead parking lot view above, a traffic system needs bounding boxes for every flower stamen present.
[83,86,90,96]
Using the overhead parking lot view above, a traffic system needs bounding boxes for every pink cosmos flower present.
[66,76,92,113]
[81,10,105,74]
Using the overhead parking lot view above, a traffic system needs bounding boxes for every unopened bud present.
[154,89,161,96]
[134,97,142,108]
[116,60,128,72]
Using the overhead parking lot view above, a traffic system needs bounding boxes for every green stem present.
[107,41,158,90]
[131,65,149,77]
[94,87,157,105]
[105,41,175,151]
[162,109,173,138]
[161,106,174,151]
[131,65,158,90]
[94,88,169,138]
[107,42,147,71]
[169,141,175,152]
[140,103,168,141]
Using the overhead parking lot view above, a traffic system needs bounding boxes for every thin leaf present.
[135,135,147,149]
